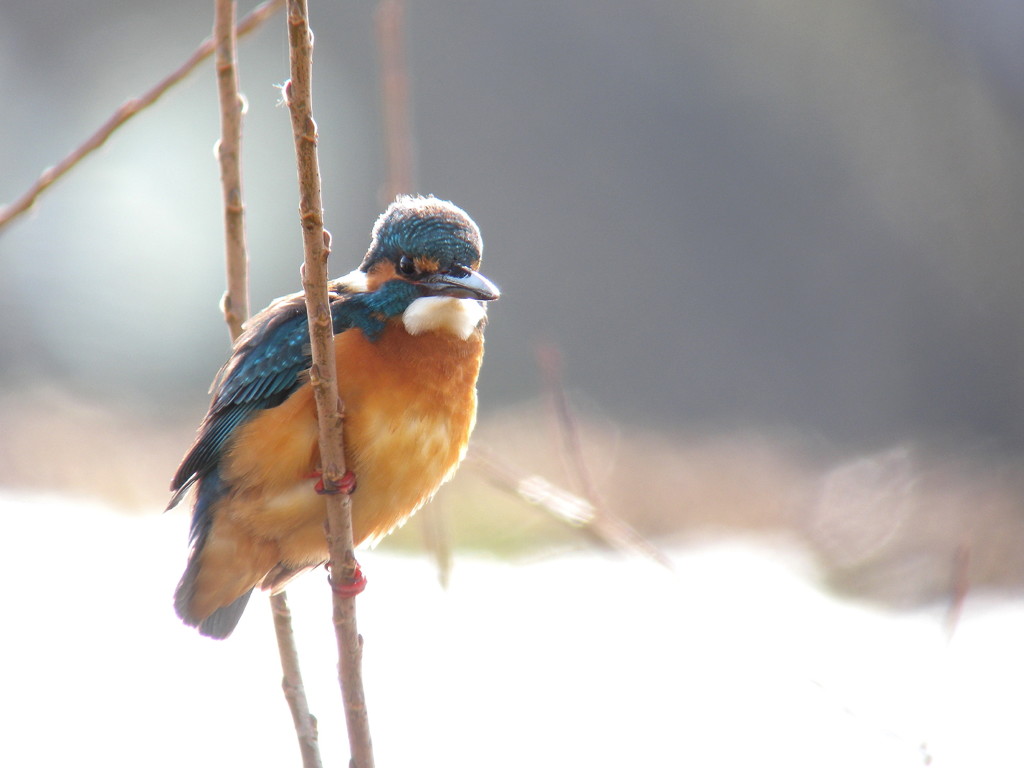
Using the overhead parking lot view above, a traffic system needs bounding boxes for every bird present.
[168,195,499,638]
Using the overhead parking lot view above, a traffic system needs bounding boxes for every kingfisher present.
[168,195,499,638]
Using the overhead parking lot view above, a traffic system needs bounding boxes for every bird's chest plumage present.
[221,318,483,564]
[340,321,482,537]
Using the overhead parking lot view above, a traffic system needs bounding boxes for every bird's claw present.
[305,469,357,495]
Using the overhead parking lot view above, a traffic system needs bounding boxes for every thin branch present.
[0,0,285,232]
[212,4,320,764]
[375,0,415,201]
[534,344,673,569]
[271,591,324,768]
[536,344,603,503]
[215,0,251,339]
[420,486,454,589]
[283,2,375,766]
[466,445,673,568]
[374,0,457,587]
[945,541,971,640]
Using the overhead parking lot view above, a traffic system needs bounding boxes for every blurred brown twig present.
[0,0,285,233]
[535,344,672,568]
[373,0,458,588]
[375,0,415,202]
[945,542,972,640]
[467,445,672,568]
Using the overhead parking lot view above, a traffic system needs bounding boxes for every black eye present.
[398,255,416,276]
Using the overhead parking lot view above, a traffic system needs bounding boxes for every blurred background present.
[1,1,1023,764]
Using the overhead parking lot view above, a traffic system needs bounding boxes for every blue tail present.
[172,469,252,639]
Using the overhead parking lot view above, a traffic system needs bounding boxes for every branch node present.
[314,304,331,329]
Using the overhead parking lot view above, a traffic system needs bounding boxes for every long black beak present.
[420,267,500,301]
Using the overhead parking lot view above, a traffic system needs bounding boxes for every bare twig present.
[0,0,285,232]
[465,445,596,528]
[283,2,375,766]
[420,486,454,588]
[534,345,673,568]
[375,0,415,202]
[212,4,319,763]
[271,591,324,768]
[466,445,672,567]
[214,0,251,339]
[536,344,602,502]
[945,542,972,640]
[374,0,457,586]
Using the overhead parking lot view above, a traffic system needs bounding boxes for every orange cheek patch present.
[365,260,399,291]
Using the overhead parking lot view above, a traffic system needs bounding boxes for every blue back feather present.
[169,279,420,518]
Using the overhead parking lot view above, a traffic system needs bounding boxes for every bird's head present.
[359,195,500,302]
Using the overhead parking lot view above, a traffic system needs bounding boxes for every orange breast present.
[217,319,484,573]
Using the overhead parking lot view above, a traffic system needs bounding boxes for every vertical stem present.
[284,2,376,766]
[536,344,601,502]
[269,590,324,767]
[537,344,673,568]
[214,2,322,766]
[375,0,415,201]
[214,0,250,339]
[375,0,453,584]
[945,542,972,639]
[272,591,324,768]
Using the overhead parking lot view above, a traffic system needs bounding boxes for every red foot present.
[328,562,367,598]
[304,469,357,495]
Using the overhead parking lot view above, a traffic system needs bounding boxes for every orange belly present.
[188,319,483,618]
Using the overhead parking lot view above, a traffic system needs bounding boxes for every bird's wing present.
[169,280,370,504]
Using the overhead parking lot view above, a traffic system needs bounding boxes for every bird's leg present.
[303,468,357,495]
[327,561,367,597]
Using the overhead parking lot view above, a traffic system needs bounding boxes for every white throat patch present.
[402,297,487,340]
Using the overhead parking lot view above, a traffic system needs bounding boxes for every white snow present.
[1,491,1019,767]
